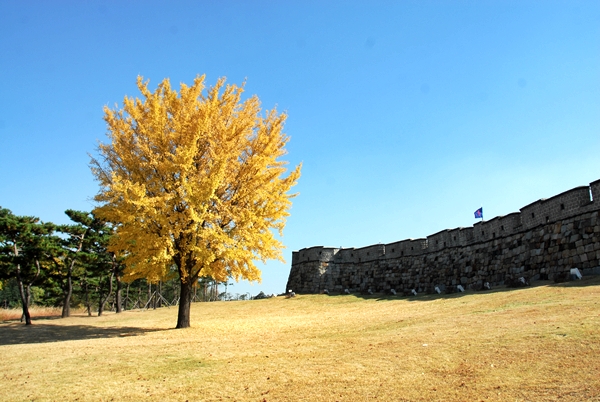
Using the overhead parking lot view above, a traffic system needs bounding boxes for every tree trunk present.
[98,272,114,317]
[157,281,162,308]
[115,273,122,313]
[97,285,104,316]
[176,278,193,328]
[83,280,92,316]
[16,267,32,325]
[124,283,130,311]
[172,278,178,304]
[17,257,40,325]
[62,232,84,318]
[61,264,73,318]
[13,243,32,325]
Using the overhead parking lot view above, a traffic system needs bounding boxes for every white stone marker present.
[570,268,582,279]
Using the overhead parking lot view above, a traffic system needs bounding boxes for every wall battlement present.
[287,180,600,294]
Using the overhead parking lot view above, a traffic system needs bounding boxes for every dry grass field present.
[0,306,65,322]
[1,277,599,402]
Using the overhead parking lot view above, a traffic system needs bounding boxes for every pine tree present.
[0,207,55,325]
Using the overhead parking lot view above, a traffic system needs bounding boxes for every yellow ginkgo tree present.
[90,76,301,328]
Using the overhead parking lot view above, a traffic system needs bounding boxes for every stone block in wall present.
[590,179,600,203]
[583,267,600,276]
[481,217,507,242]
[355,244,385,262]
[384,240,412,259]
[295,246,339,264]
[520,199,545,230]
[428,230,452,251]
[334,248,358,264]
[447,228,462,247]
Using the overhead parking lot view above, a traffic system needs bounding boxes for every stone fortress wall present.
[286,179,600,295]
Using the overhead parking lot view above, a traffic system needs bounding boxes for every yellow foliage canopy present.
[91,76,301,287]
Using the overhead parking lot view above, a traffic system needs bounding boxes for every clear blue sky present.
[1,1,599,296]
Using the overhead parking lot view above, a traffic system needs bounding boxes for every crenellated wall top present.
[292,180,600,265]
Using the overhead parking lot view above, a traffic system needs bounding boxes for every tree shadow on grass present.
[548,275,600,289]
[326,286,514,302]
[0,322,165,345]
[324,275,600,302]
[327,292,472,302]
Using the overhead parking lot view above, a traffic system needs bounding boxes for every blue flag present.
[474,207,483,219]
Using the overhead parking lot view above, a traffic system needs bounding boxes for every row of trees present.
[0,207,118,324]
[0,207,236,324]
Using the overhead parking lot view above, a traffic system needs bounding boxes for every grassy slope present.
[1,278,599,402]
